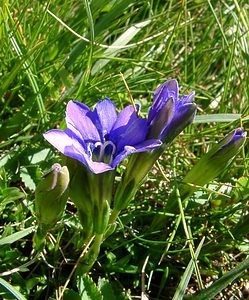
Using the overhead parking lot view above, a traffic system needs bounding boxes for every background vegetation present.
[0,0,248,299]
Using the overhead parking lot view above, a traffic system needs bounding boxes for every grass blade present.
[0,227,34,246]
[0,278,27,300]
[91,19,151,75]
[193,114,241,123]
[189,256,249,300]
[173,237,205,300]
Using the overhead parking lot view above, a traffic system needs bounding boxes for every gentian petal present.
[62,144,113,174]
[66,100,100,143]
[43,128,97,171]
[43,129,86,156]
[219,128,247,151]
[116,118,148,152]
[179,91,195,105]
[154,79,179,100]
[147,96,175,139]
[44,129,114,174]
[84,160,114,174]
[148,79,179,124]
[112,139,161,168]
[161,103,197,142]
[93,98,117,139]
[109,104,139,144]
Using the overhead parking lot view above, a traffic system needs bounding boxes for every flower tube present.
[147,79,196,143]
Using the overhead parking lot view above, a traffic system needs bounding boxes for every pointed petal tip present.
[95,97,113,107]
[93,98,117,138]
[102,97,112,102]
[166,78,179,89]
[234,127,246,137]
[43,129,59,140]
[180,91,195,104]
[68,100,90,113]
[188,91,196,100]
[95,97,116,110]
[155,79,179,95]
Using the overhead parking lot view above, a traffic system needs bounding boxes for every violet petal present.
[109,104,139,144]
[112,139,162,168]
[43,128,86,155]
[116,118,148,152]
[66,100,100,143]
[161,103,197,141]
[149,79,179,124]
[93,98,117,139]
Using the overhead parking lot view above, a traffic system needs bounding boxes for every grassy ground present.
[0,0,248,299]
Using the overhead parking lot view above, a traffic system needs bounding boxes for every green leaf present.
[91,19,151,75]
[77,275,102,300]
[0,167,7,190]
[0,187,25,211]
[0,227,34,246]
[27,149,51,164]
[0,278,26,300]
[20,167,36,190]
[193,114,241,123]
[173,237,205,300]
[188,257,249,300]
[98,278,116,300]
[233,176,249,201]
[63,289,82,300]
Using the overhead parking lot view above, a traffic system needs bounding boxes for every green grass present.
[0,0,248,299]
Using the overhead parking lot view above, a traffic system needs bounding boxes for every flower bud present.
[152,128,247,229]
[113,80,197,214]
[33,163,69,250]
[165,128,247,214]
[161,102,197,145]
[181,128,247,198]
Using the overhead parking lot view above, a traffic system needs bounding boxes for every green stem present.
[77,233,104,274]
[109,208,120,224]
[114,150,161,211]
[33,225,48,251]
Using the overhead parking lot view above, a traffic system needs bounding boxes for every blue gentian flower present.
[44,99,161,174]
[147,79,196,142]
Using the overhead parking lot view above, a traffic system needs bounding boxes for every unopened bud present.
[182,128,247,194]
[33,163,69,250]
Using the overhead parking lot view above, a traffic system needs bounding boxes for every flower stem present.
[109,208,120,224]
[77,233,104,275]
[113,150,161,212]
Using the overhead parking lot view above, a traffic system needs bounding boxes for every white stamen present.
[103,141,116,156]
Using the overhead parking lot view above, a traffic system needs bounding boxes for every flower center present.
[88,141,116,164]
